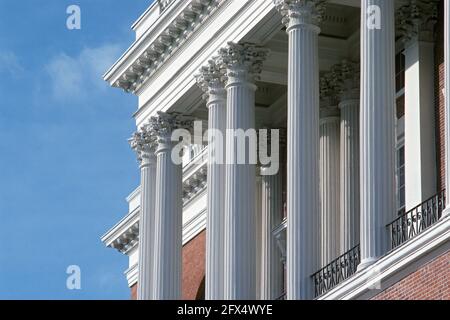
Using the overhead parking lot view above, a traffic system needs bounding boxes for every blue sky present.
[0,0,153,299]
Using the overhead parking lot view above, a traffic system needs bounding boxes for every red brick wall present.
[129,230,206,300]
[435,0,446,192]
[131,283,137,300]
[182,230,206,300]
[372,251,450,300]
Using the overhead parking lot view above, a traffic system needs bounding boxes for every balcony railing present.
[387,190,446,251]
[311,245,361,298]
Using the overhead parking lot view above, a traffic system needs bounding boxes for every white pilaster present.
[260,166,284,300]
[150,112,191,300]
[319,111,340,266]
[444,0,450,216]
[218,42,268,300]
[130,129,157,300]
[359,0,396,269]
[398,1,438,211]
[196,60,227,300]
[274,0,323,300]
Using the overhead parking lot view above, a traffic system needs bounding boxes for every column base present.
[357,257,379,272]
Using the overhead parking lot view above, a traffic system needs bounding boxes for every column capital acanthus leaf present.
[129,127,157,165]
[273,0,326,30]
[195,58,226,102]
[147,111,194,139]
[217,42,270,85]
[396,0,439,44]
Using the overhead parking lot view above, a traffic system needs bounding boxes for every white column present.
[196,60,227,300]
[255,172,263,300]
[275,0,322,300]
[151,113,188,300]
[130,130,157,300]
[319,111,340,266]
[219,42,268,300]
[338,61,360,253]
[444,0,450,216]
[339,97,360,253]
[359,0,396,270]
[260,166,284,300]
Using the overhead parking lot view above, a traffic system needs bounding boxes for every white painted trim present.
[125,263,138,288]
[319,214,450,300]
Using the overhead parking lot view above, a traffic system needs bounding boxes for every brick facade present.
[182,230,206,300]
[130,230,206,300]
[435,0,446,193]
[131,283,137,300]
[372,251,450,300]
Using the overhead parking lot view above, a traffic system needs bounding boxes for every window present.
[395,52,406,119]
[395,51,406,216]
[396,144,406,215]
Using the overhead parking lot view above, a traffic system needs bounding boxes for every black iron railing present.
[311,245,360,298]
[387,190,446,250]
[276,292,286,300]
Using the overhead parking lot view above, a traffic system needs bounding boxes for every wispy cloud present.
[0,51,24,77]
[45,44,123,101]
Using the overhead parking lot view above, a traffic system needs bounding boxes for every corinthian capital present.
[337,60,360,101]
[274,0,326,30]
[396,0,438,43]
[217,42,269,85]
[129,127,157,165]
[147,112,194,141]
[195,58,226,101]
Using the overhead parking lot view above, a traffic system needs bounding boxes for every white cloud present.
[0,51,24,76]
[45,44,123,101]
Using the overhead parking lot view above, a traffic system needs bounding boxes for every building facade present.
[101,0,450,300]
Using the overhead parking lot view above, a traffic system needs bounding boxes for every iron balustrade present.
[311,245,360,298]
[387,190,446,250]
[276,292,286,300]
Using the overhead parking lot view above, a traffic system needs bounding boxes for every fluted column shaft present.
[255,173,263,300]
[138,155,157,300]
[275,1,322,299]
[444,0,450,215]
[319,116,340,266]
[223,76,257,300]
[130,131,157,300]
[219,43,268,300]
[339,99,360,253]
[206,92,227,300]
[197,62,227,300]
[151,116,185,300]
[359,0,396,269]
[260,166,284,300]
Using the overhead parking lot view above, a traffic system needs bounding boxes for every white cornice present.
[124,206,207,288]
[318,214,450,300]
[103,0,225,94]
[102,151,208,255]
[101,208,140,255]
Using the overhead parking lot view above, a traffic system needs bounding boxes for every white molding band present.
[319,214,450,300]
